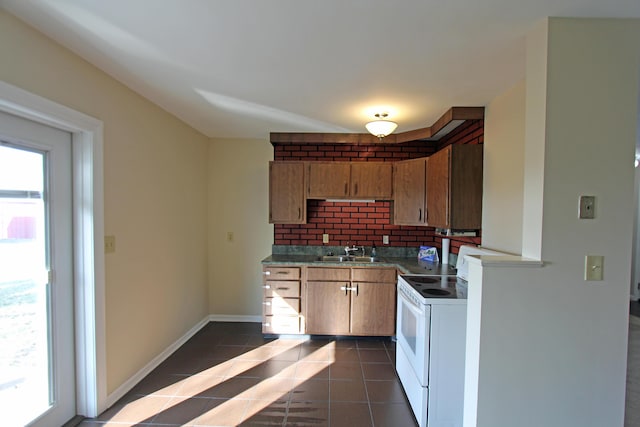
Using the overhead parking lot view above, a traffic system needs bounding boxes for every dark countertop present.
[261,254,457,276]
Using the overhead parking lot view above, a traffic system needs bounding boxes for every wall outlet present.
[579,195,596,219]
[104,235,116,254]
[383,235,389,245]
[322,234,329,244]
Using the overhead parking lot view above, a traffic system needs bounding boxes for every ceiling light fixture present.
[365,113,398,139]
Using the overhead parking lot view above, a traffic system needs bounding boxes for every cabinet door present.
[350,282,396,336]
[449,144,483,229]
[350,162,393,199]
[393,158,426,225]
[307,162,350,199]
[426,146,451,228]
[305,282,351,335]
[269,161,305,224]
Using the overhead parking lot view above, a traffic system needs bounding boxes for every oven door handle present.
[399,288,425,313]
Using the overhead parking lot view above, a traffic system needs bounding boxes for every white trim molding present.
[0,81,106,417]
[209,314,262,323]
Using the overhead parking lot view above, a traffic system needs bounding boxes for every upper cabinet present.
[426,144,483,230]
[393,158,427,226]
[269,161,306,224]
[306,162,351,199]
[307,162,393,200]
[350,162,393,199]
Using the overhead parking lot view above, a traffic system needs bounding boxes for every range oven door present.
[396,282,430,386]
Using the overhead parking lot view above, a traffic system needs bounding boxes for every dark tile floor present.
[78,322,418,426]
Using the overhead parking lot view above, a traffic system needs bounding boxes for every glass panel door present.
[0,109,74,427]
[0,145,51,426]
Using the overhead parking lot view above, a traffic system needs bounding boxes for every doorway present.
[0,81,106,419]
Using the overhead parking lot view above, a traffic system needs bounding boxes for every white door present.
[0,111,74,426]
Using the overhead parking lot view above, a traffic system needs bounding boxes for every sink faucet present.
[345,244,365,256]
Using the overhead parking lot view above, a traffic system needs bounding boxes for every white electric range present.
[396,245,502,427]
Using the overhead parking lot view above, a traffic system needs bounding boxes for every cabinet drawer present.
[263,267,301,280]
[263,281,301,298]
[306,267,350,281]
[263,297,300,316]
[263,316,301,334]
[352,267,396,283]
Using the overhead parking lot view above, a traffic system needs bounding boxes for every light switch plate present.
[579,195,595,219]
[322,234,329,243]
[585,255,603,281]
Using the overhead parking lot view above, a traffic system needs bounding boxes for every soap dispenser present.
[371,243,377,257]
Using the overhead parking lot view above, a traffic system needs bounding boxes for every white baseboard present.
[209,314,262,323]
[105,316,210,408]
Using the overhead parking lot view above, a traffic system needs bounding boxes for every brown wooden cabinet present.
[350,162,393,199]
[304,266,396,336]
[262,266,302,334]
[307,162,392,199]
[393,158,427,225]
[426,144,483,229]
[304,267,351,335]
[269,161,306,224]
[306,162,351,199]
[350,268,397,336]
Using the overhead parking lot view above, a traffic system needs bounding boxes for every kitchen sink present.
[317,255,381,263]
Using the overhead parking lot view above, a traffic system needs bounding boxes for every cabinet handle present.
[262,285,271,289]
[263,322,271,327]
[298,207,301,219]
[263,301,272,306]
[354,283,359,296]
[263,271,271,276]
[354,183,358,195]
[276,287,289,291]
[344,182,348,195]
[419,208,422,222]
[275,271,290,275]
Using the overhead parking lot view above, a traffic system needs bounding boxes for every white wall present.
[0,11,211,394]
[482,80,525,254]
[208,138,273,317]
[468,18,640,427]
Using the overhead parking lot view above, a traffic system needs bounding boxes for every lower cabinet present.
[305,267,352,335]
[350,268,397,336]
[304,266,397,336]
[262,266,302,334]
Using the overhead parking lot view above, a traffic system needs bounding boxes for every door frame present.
[0,81,106,417]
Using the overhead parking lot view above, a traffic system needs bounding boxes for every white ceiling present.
[2,0,640,139]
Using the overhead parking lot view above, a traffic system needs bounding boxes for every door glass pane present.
[401,300,418,355]
[0,144,50,426]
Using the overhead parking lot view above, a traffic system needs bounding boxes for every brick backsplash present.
[271,120,484,254]
[274,140,438,161]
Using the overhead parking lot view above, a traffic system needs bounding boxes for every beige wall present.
[0,11,210,394]
[482,80,526,254]
[208,138,273,316]
[470,18,640,427]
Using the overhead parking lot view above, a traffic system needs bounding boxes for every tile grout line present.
[357,345,377,427]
